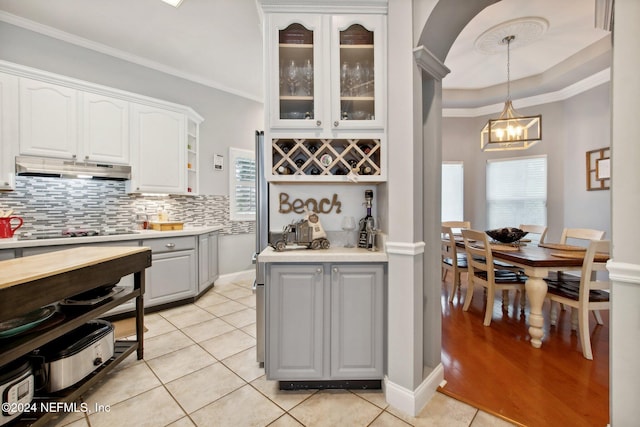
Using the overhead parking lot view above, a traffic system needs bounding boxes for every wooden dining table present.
[455,239,590,348]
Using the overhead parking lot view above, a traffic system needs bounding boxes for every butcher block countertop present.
[258,246,388,263]
[0,246,151,289]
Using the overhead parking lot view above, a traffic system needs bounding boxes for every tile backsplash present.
[0,177,254,236]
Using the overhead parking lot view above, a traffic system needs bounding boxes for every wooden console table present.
[0,246,151,426]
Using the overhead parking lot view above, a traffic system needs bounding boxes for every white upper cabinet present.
[127,103,186,194]
[82,92,129,164]
[19,77,78,159]
[330,14,385,131]
[267,13,385,133]
[0,73,18,190]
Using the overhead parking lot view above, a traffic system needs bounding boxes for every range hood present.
[15,156,131,181]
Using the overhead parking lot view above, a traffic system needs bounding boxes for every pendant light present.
[481,35,542,151]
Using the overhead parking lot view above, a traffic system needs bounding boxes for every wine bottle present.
[295,158,305,168]
[360,165,373,175]
[358,190,375,248]
[277,165,292,175]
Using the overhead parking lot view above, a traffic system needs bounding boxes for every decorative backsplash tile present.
[0,177,254,235]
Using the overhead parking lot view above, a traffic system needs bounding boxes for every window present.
[486,155,547,229]
[229,148,256,221]
[442,162,464,222]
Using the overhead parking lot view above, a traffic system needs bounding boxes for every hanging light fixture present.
[481,35,542,151]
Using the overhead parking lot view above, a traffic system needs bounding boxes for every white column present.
[608,0,640,424]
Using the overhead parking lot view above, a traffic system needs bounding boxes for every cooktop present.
[17,229,140,241]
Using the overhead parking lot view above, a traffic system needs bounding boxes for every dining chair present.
[461,229,527,326]
[442,220,471,233]
[441,226,468,303]
[544,240,610,360]
[559,228,605,245]
[519,224,548,244]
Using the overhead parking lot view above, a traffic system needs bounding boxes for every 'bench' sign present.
[278,192,342,214]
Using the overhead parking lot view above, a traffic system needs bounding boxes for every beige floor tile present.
[289,389,383,427]
[166,416,196,427]
[470,410,518,427]
[40,408,86,427]
[181,317,236,342]
[190,384,284,427]
[83,361,161,408]
[88,386,185,427]
[203,300,248,317]
[235,294,257,308]
[147,344,218,383]
[370,411,413,426]
[199,329,255,360]
[387,392,478,427]
[250,375,316,412]
[352,389,389,409]
[222,346,264,382]
[220,308,257,328]
[143,329,195,360]
[232,279,254,289]
[160,305,217,329]
[268,414,305,427]
[214,284,254,300]
[194,291,231,308]
[143,312,178,338]
[241,322,257,338]
[165,363,245,414]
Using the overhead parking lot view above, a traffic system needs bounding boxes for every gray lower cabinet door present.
[267,264,324,380]
[330,263,384,379]
[146,249,196,307]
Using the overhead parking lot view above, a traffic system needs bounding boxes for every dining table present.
[456,239,593,348]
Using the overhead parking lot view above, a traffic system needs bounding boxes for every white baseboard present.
[215,269,255,285]
[384,363,444,416]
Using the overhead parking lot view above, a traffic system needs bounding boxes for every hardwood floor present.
[439,276,609,427]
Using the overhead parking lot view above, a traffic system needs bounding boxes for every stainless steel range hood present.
[15,156,131,181]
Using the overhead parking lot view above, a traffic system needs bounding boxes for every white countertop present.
[0,226,223,250]
[258,245,388,263]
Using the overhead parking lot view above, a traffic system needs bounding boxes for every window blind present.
[229,148,256,221]
[442,162,464,222]
[486,156,547,229]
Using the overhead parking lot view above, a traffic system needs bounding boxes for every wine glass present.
[302,59,314,96]
[285,59,298,95]
[340,61,350,96]
[351,62,363,96]
[341,216,357,248]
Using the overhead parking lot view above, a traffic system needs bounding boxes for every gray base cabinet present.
[144,237,196,307]
[198,231,219,292]
[266,263,384,381]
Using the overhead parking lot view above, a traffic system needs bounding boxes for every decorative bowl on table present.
[485,227,529,244]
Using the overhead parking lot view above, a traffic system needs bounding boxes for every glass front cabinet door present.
[268,14,385,132]
[330,15,385,131]
[268,15,323,130]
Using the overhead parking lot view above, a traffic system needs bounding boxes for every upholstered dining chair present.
[544,240,610,360]
[461,229,527,326]
[441,226,468,303]
[519,224,548,244]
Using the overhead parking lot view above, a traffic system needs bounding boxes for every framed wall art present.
[586,147,610,191]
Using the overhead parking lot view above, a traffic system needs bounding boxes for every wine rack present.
[272,138,381,177]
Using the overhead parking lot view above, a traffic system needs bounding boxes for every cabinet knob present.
[316,267,322,274]
[165,243,176,248]
[72,154,77,160]
[333,267,338,273]
[334,121,339,127]
[85,155,89,160]
[316,120,322,127]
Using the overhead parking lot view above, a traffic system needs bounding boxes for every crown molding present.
[443,68,611,118]
[413,46,451,81]
[0,11,263,103]
[259,0,387,14]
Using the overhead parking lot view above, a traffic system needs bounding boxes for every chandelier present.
[481,35,542,151]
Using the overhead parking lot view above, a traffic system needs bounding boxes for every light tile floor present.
[43,279,515,427]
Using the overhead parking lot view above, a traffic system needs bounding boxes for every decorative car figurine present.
[272,212,330,251]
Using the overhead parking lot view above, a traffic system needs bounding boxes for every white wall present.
[442,83,610,241]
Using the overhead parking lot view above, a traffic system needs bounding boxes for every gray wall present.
[0,21,263,274]
[442,82,611,242]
